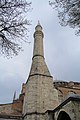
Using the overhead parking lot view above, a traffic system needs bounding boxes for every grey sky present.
[0,0,80,104]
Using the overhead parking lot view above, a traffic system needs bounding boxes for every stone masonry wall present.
[23,75,59,115]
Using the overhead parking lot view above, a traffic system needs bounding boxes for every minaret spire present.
[33,21,44,58]
[29,22,51,77]
[13,91,16,101]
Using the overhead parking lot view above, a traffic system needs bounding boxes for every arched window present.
[57,111,71,120]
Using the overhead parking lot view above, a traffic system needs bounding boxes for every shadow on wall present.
[57,111,71,120]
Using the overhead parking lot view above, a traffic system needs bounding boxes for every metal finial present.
[35,20,42,31]
[38,20,40,25]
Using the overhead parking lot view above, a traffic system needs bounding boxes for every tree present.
[0,0,31,57]
[49,0,80,35]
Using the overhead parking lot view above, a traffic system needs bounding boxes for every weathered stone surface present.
[23,23,59,120]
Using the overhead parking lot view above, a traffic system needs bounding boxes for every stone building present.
[0,22,80,120]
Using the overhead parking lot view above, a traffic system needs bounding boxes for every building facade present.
[0,23,80,120]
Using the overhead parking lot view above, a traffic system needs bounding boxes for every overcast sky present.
[0,0,80,104]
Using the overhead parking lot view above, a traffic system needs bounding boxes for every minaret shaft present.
[29,24,51,77]
[33,30,44,58]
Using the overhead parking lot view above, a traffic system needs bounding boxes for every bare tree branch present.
[0,0,31,57]
[49,0,80,35]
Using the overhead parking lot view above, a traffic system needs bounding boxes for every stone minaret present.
[23,22,58,120]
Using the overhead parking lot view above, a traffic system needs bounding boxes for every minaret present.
[13,91,16,101]
[29,21,51,77]
[23,22,58,120]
